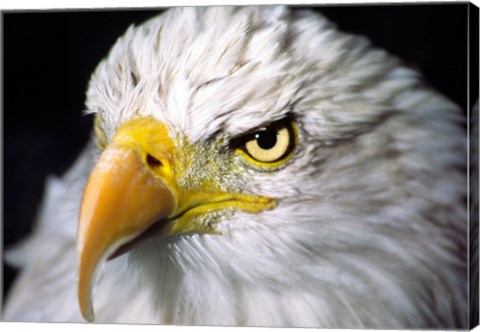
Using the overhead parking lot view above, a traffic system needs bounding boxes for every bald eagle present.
[3,5,467,328]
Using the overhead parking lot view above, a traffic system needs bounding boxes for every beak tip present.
[80,298,95,322]
[78,256,96,323]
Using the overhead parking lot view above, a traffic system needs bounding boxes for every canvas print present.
[2,3,478,329]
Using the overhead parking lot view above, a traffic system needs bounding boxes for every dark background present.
[2,4,471,305]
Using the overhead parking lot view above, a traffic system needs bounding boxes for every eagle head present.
[75,5,467,327]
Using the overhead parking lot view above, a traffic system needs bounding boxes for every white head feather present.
[4,6,467,328]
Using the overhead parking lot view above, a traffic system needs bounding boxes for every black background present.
[2,4,471,303]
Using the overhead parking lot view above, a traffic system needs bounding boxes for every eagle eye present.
[236,120,297,166]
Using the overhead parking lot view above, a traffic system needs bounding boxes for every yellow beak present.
[77,117,276,322]
[77,118,176,321]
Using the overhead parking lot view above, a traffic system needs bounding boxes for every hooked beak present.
[77,119,175,322]
[77,117,276,322]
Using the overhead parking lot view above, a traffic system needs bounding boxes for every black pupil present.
[255,129,277,150]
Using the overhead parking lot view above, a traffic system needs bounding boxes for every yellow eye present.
[237,120,296,166]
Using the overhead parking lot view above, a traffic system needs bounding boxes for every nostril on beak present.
[146,154,162,169]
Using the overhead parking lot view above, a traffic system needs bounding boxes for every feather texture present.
[3,6,467,328]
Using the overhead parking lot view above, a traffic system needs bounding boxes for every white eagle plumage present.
[3,5,467,328]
